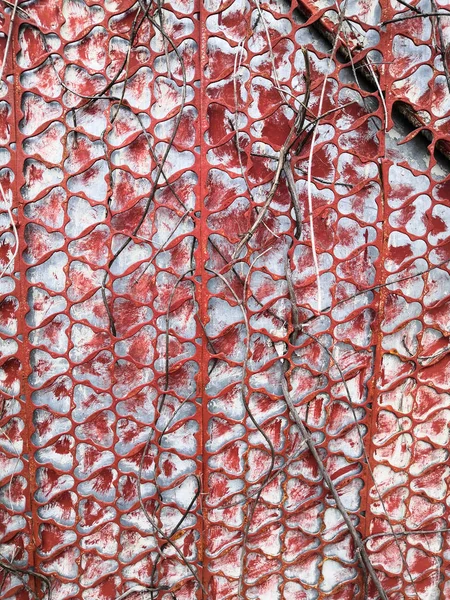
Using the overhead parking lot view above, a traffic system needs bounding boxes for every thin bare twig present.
[0,0,18,83]
[103,9,188,333]
[284,162,303,239]
[364,527,450,545]
[395,0,422,13]
[366,56,388,132]
[132,209,192,287]
[0,557,52,600]
[318,257,450,316]
[382,11,450,24]
[159,269,195,414]
[255,0,290,106]
[157,0,171,77]
[306,0,350,313]
[232,84,310,257]
[0,0,29,17]
[280,377,388,600]
[115,585,170,600]
[430,0,450,94]
[110,8,142,125]
[205,266,276,599]
[137,434,206,595]
[0,188,19,281]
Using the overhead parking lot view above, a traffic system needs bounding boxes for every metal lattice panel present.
[1,0,450,599]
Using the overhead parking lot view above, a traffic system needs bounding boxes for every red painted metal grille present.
[1,0,450,598]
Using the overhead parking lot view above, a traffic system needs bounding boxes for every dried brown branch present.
[232,106,308,259]
[0,0,29,17]
[137,433,206,595]
[115,585,170,600]
[284,163,302,239]
[297,0,450,160]
[364,527,450,544]
[159,269,195,414]
[280,377,388,600]
[0,0,18,82]
[285,260,300,332]
[382,10,450,24]
[232,46,311,259]
[103,9,188,333]
[430,0,450,94]
[0,558,52,600]
[395,0,422,13]
[317,257,450,317]
[306,0,351,314]
[205,266,276,599]
[148,475,201,599]
[110,8,141,124]
[285,255,418,598]
[132,209,192,286]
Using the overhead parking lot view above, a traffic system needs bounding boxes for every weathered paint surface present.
[1,0,450,598]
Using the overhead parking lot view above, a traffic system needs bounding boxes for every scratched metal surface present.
[0,0,450,598]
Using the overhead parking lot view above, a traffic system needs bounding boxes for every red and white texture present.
[0,0,450,598]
